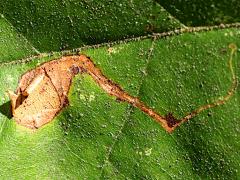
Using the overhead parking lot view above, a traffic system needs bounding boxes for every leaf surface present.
[0,15,37,62]
[158,0,240,26]
[0,1,240,179]
[0,0,182,51]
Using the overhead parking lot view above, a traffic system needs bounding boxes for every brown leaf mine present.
[10,46,237,132]
[10,56,86,128]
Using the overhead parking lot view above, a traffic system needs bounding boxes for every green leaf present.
[158,0,240,26]
[0,1,240,179]
[0,15,38,63]
[0,0,182,51]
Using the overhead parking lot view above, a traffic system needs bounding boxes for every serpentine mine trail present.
[9,44,237,132]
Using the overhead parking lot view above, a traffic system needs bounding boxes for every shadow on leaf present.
[0,101,12,119]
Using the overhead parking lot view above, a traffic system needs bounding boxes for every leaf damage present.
[9,44,238,132]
